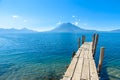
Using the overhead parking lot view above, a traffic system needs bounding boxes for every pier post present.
[98,47,105,73]
[93,34,99,56]
[78,38,80,49]
[92,34,95,53]
[82,35,85,44]
[95,34,99,52]
[72,51,76,59]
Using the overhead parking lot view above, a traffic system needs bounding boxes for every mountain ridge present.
[50,23,96,33]
[110,29,120,32]
[0,23,120,33]
[0,28,36,33]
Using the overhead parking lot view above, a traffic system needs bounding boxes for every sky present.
[0,0,120,31]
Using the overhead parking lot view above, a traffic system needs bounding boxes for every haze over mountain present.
[50,23,96,33]
[110,29,120,32]
[0,23,120,33]
[0,28,36,33]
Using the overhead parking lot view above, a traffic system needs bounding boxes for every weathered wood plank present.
[88,43,93,59]
[90,60,99,80]
[72,58,83,80]
[62,77,70,80]
[74,44,84,58]
[63,58,78,79]
[74,48,82,58]
[81,59,90,80]
[88,50,93,59]
[79,44,86,58]
[84,44,89,59]
[63,47,83,80]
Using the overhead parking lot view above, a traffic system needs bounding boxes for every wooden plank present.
[88,43,93,59]
[84,51,88,59]
[89,42,93,51]
[88,50,93,59]
[63,58,78,79]
[90,60,99,80]
[84,44,89,59]
[74,44,84,58]
[74,48,82,58]
[62,77,71,80]
[81,59,90,80]
[72,58,83,80]
[79,44,86,58]
[63,44,84,80]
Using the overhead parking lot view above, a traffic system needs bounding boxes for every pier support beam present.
[78,38,80,49]
[93,34,99,57]
[82,35,85,44]
[72,51,76,59]
[92,34,95,53]
[98,47,105,73]
[95,34,99,52]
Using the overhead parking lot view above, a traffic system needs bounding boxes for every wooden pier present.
[61,34,104,80]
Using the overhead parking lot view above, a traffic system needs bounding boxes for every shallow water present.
[0,33,120,80]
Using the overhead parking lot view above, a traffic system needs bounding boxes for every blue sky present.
[0,0,120,31]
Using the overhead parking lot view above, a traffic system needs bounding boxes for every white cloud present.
[72,15,75,18]
[72,21,79,26]
[12,15,19,18]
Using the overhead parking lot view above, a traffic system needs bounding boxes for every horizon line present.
[0,27,119,32]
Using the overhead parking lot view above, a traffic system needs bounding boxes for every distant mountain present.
[0,28,36,33]
[50,23,96,33]
[111,29,120,32]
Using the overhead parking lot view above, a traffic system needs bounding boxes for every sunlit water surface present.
[0,33,120,80]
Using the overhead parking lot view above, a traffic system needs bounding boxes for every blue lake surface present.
[0,33,120,80]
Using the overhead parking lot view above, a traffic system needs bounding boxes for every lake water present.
[0,33,120,80]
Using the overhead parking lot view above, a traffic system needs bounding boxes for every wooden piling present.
[92,34,96,53]
[72,51,76,59]
[92,34,95,46]
[82,35,85,44]
[95,34,99,52]
[93,34,99,56]
[78,38,80,49]
[98,47,105,73]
